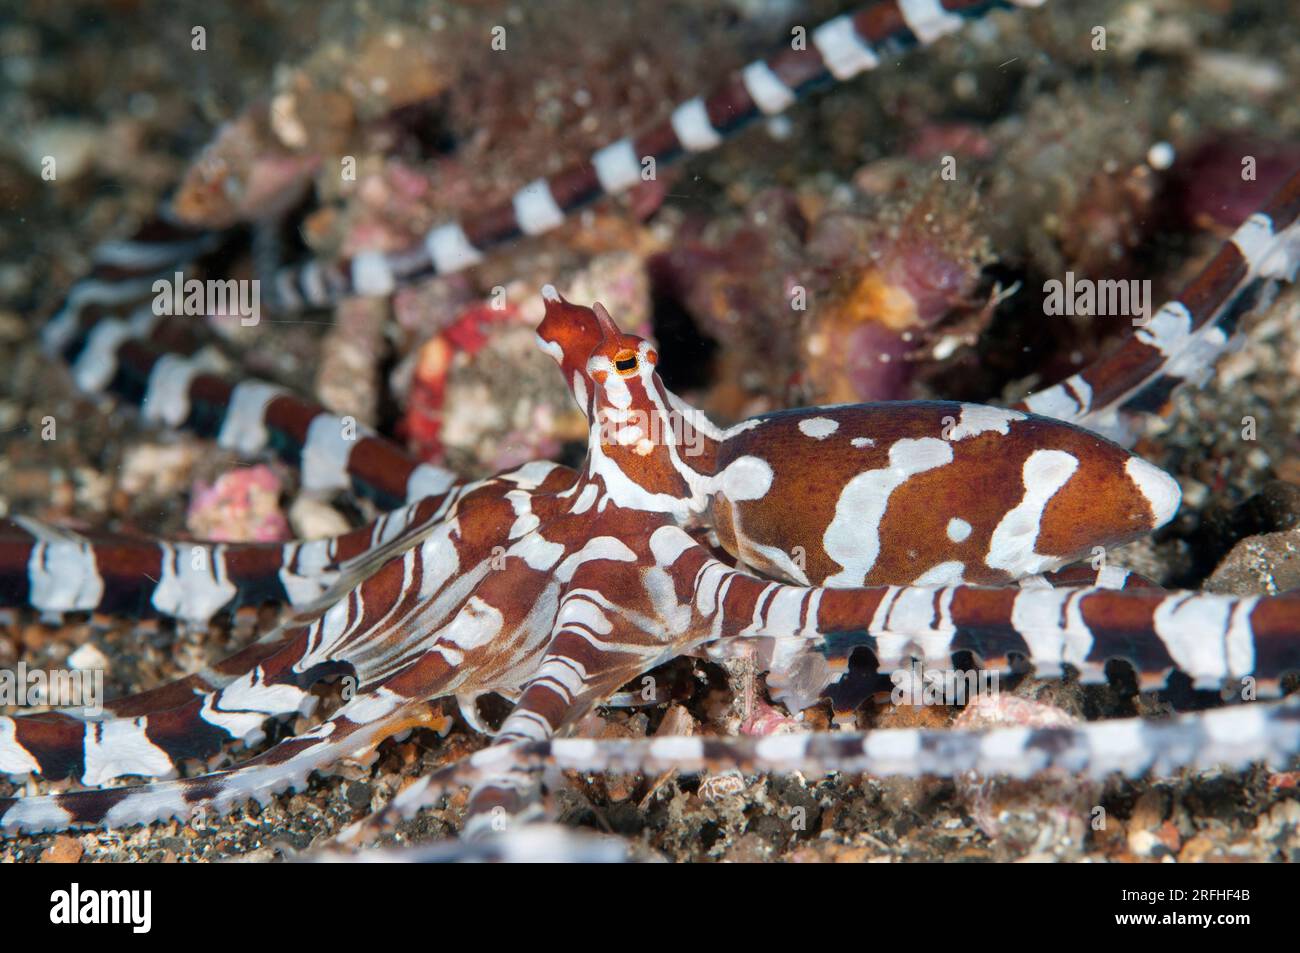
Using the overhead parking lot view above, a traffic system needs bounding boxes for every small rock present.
[1178,834,1218,863]
[1129,788,1170,831]
[1205,528,1300,595]
[345,782,373,811]
[119,442,200,498]
[21,121,101,179]
[1155,819,1182,854]
[1267,771,1300,790]
[41,835,83,864]
[289,496,352,539]
[287,795,316,817]
[1254,799,1300,840]
[954,694,1097,856]
[67,642,110,672]
[1127,829,1168,858]
[699,771,746,802]
[740,697,803,737]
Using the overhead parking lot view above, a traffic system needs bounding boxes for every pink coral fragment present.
[186,464,290,543]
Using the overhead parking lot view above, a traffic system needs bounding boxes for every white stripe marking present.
[301,413,365,493]
[1124,456,1181,528]
[82,718,176,785]
[824,438,953,586]
[1230,213,1274,275]
[1,797,73,833]
[92,235,214,270]
[1024,385,1082,420]
[949,403,1026,440]
[42,276,157,354]
[142,353,201,427]
[425,222,485,274]
[217,380,286,455]
[513,178,567,235]
[1152,594,1233,689]
[351,251,396,296]
[301,261,329,306]
[985,450,1078,576]
[151,542,237,623]
[741,61,796,115]
[26,536,104,613]
[670,98,723,151]
[406,463,458,502]
[812,15,879,80]
[1010,587,1094,677]
[649,525,697,566]
[72,318,132,393]
[1225,596,1259,680]
[591,138,643,193]
[1136,301,1192,357]
[898,0,964,44]
[0,718,41,776]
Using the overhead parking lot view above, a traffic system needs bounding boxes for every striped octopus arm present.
[0,486,509,815]
[1016,167,1300,442]
[0,491,461,625]
[268,0,1049,311]
[428,695,1300,793]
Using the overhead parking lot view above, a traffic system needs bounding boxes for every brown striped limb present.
[48,325,462,509]
[642,530,1300,695]
[0,668,450,834]
[267,0,1049,312]
[383,696,1300,835]
[1016,167,1300,442]
[0,491,460,625]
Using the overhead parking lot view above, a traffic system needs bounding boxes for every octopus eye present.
[614,353,639,374]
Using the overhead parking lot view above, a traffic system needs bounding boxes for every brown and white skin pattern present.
[10,0,1300,849]
[5,293,1300,839]
[401,692,1300,804]
[0,492,456,625]
[41,305,461,511]
[708,402,1180,590]
[1017,169,1300,442]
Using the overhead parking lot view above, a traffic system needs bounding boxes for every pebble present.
[40,835,84,864]
[1254,799,1300,840]
[119,442,200,498]
[1205,528,1300,596]
[20,120,101,179]
[954,694,1096,856]
[67,642,110,672]
[289,496,352,539]
[345,781,373,811]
